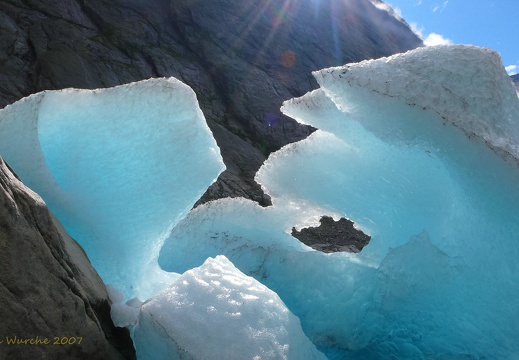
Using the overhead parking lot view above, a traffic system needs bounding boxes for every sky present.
[378,0,518,75]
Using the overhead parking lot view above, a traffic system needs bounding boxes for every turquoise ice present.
[0,78,225,299]
[1,45,519,359]
[160,46,519,359]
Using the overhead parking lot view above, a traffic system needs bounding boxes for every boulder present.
[0,158,135,360]
[291,216,371,253]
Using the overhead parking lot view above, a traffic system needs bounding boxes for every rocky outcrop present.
[0,158,135,359]
[512,74,519,92]
[0,0,422,205]
[291,216,371,253]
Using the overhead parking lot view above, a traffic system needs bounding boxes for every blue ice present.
[0,78,225,298]
[1,45,519,359]
[160,46,519,359]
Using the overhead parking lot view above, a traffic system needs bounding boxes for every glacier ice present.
[0,78,225,298]
[107,285,143,328]
[134,255,326,360]
[311,45,519,161]
[1,43,519,359]
[159,45,519,359]
[159,198,381,354]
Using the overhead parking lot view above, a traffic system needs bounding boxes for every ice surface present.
[107,285,142,328]
[160,45,519,359]
[311,45,519,161]
[134,255,326,360]
[159,198,382,354]
[0,78,225,298]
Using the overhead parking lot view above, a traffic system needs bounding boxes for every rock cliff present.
[0,0,422,205]
[0,158,135,359]
[512,73,519,92]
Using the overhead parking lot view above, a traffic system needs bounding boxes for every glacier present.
[159,45,519,359]
[1,44,519,359]
[0,78,225,299]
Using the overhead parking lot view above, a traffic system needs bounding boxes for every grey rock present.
[512,74,519,92]
[0,158,135,360]
[291,216,371,253]
[0,0,422,204]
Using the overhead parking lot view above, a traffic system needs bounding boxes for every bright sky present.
[382,0,519,75]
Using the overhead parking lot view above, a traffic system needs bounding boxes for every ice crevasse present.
[1,45,519,359]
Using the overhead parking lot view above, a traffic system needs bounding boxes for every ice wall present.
[0,78,225,298]
[160,45,519,359]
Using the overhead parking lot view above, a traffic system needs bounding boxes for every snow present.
[134,256,326,360]
[0,78,225,299]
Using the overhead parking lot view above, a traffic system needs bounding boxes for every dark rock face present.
[291,216,371,253]
[0,0,422,205]
[0,158,135,360]
[512,74,519,92]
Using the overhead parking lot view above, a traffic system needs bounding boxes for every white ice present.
[160,45,519,359]
[134,255,326,360]
[311,45,519,161]
[0,78,225,299]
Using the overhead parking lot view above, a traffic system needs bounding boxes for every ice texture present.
[0,78,225,298]
[107,285,142,328]
[312,45,519,161]
[134,255,326,360]
[160,45,519,359]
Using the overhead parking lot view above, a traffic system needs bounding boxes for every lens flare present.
[262,0,291,27]
[280,50,296,67]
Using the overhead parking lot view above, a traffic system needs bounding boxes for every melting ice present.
[160,45,519,359]
[0,78,225,298]
[1,45,519,359]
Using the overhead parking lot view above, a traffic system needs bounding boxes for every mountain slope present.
[0,0,422,204]
[512,73,519,92]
